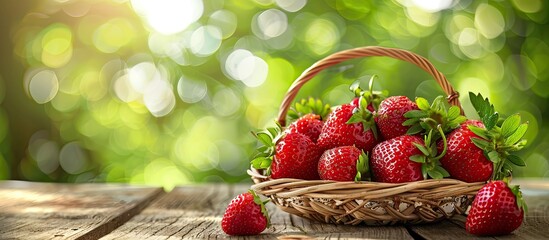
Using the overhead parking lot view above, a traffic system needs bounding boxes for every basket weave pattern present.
[249,46,485,225]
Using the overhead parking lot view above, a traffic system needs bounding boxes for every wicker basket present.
[248,46,486,226]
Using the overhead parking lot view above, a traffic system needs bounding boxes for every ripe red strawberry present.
[370,130,450,183]
[438,120,493,182]
[317,146,368,181]
[222,190,269,236]
[370,135,424,183]
[466,180,526,236]
[317,103,378,152]
[285,113,323,142]
[375,96,419,140]
[252,124,322,180]
[271,131,322,179]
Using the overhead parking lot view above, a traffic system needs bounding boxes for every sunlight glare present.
[131,0,203,35]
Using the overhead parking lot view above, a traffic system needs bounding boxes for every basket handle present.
[277,46,461,126]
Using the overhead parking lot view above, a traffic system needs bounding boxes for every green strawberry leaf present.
[505,123,528,145]
[484,113,499,130]
[406,124,424,135]
[409,155,426,163]
[434,165,450,177]
[413,143,430,156]
[469,92,495,119]
[509,184,528,213]
[266,127,279,139]
[447,106,460,119]
[256,132,273,146]
[402,118,419,126]
[468,125,490,140]
[487,151,501,163]
[501,114,521,137]
[252,157,272,169]
[427,169,443,179]
[416,97,430,111]
[507,154,526,167]
[404,110,429,118]
[471,137,490,150]
[355,151,369,182]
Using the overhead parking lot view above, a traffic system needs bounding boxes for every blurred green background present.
[0,0,547,189]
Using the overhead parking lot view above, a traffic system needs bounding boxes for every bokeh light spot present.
[190,25,222,57]
[93,18,136,53]
[131,0,203,35]
[213,88,241,116]
[408,0,454,13]
[59,142,88,174]
[208,10,237,39]
[511,0,542,13]
[475,4,505,39]
[276,0,307,12]
[143,79,176,117]
[254,9,288,39]
[28,69,59,104]
[225,49,269,87]
[41,24,73,68]
[177,74,208,103]
[305,19,339,56]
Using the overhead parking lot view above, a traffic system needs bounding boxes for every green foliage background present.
[0,0,547,189]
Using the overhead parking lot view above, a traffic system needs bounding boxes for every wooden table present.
[0,180,548,239]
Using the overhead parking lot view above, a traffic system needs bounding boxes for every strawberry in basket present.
[438,93,528,183]
[251,99,329,180]
[370,95,465,183]
[318,76,386,153]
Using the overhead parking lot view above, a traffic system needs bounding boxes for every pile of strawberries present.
[222,78,529,236]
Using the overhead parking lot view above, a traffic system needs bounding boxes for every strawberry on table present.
[221,190,270,236]
[375,95,419,140]
[317,146,369,181]
[466,180,526,236]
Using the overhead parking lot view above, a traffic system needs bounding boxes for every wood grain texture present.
[0,181,162,240]
[102,184,413,239]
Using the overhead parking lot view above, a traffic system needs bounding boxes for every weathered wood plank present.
[102,184,413,239]
[0,181,162,240]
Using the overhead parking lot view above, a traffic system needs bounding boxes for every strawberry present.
[466,180,526,236]
[285,113,323,142]
[438,93,529,182]
[438,120,493,182]
[286,98,330,142]
[222,190,269,236]
[317,103,378,153]
[251,125,322,180]
[317,146,369,181]
[370,130,449,183]
[375,95,419,140]
[271,132,322,179]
